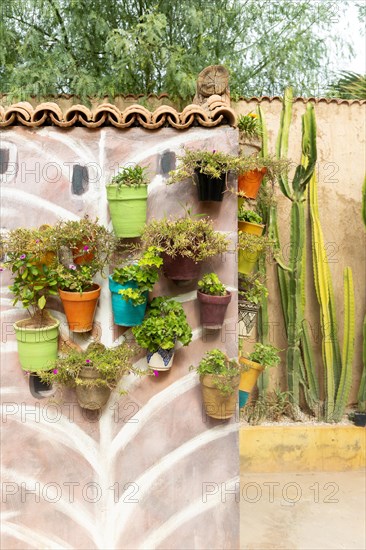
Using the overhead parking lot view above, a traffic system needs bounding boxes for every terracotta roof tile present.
[0,100,236,129]
[237,95,366,105]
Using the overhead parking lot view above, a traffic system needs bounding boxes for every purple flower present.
[20,254,26,260]
[0,267,4,272]
[83,245,89,251]
[53,369,58,374]
[212,150,216,153]
[153,370,159,377]
[85,359,91,364]
[35,239,40,243]
[69,264,77,270]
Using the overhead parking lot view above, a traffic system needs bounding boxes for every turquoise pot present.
[109,276,147,326]
[239,390,250,409]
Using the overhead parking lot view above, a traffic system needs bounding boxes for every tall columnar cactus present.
[273,88,319,407]
[309,171,355,421]
[357,176,366,412]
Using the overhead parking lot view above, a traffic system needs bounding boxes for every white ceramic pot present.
[147,347,175,371]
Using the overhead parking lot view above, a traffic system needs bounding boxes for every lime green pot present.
[106,185,148,237]
[14,317,59,373]
[238,249,259,275]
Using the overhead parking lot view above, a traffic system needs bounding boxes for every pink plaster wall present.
[0,126,239,549]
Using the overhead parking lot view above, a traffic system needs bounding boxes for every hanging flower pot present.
[194,169,226,202]
[147,347,175,371]
[238,249,259,275]
[197,290,232,329]
[200,374,240,419]
[59,284,101,332]
[109,276,147,326]
[162,253,201,281]
[75,366,111,410]
[238,220,265,236]
[238,299,260,336]
[238,209,265,236]
[238,168,267,199]
[106,185,148,238]
[14,317,60,373]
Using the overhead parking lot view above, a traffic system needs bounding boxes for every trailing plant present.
[141,214,229,262]
[191,349,243,396]
[53,216,116,272]
[238,274,268,305]
[1,226,57,260]
[197,273,227,296]
[237,112,261,139]
[247,343,281,370]
[107,164,149,188]
[241,389,297,425]
[112,246,163,306]
[238,231,273,256]
[39,342,143,391]
[132,297,192,353]
[167,149,242,184]
[238,208,263,224]
[55,263,96,294]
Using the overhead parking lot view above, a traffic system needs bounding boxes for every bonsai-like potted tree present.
[109,246,162,326]
[106,164,149,237]
[238,231,272,275]
[238,274,268,336]
[2,227,60,372]
[167,149,242,202]
[132,297,192,371]
[197,273,232,329]
[191,349,243,420]
[239,343,281,408]
[54,215,115,266]
[238,207,265,236]
[39,342,143,410]
[141,214,229,282]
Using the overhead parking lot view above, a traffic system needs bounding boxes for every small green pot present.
[14,317,60,373]
[238,249,259,275]
[106,184,148,237]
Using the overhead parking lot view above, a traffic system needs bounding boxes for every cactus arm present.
[334,268,355,421]
[276,87,293,200]
[257,105,268,158]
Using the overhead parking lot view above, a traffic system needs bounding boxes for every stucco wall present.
[0,126,239,549]
[233,99,366,402]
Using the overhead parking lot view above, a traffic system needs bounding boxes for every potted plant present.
[140,214,229,282]
[39,342,143,410]
[132,297,192,371]
[106,164,149,237]
[238,343,281,408]
[2,228,60,372]
[56,263,101,332]
[197,273,232,329]
[109,246,162,326]
[191,349,242,420]
[238,274,268,336]
[238,231,272,275]
[167,149,242,202]
[237,112,262,156]
[238,207,265,236]
[54,216,115,266]
[237,156,288,200]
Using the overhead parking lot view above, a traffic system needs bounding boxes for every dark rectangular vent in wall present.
[0,149,9,174]
[160,151,176,175]
[72,165,89,195]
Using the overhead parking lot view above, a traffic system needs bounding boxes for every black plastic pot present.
[353,412,366,427]
[194,169,226,202]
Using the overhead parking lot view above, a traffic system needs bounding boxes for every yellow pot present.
[239,357,264,393]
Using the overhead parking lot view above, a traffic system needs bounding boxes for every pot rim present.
[58,283,101,297]
[239,356,264,372]
[197,289,232,304]
[13,317,60,332]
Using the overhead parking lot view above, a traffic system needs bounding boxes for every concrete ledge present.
[240,425,366,472]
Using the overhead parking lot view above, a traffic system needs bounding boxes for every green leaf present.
[38,295,46,310]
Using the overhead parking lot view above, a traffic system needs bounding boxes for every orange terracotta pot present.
[59,284,101,332]
[238,220,265,236]
[72,242,95,265]
[238,168,267,199]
